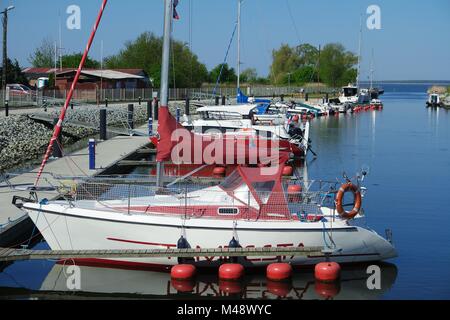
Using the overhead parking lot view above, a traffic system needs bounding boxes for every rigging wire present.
[213,22,238,96]
[285,0,302,45]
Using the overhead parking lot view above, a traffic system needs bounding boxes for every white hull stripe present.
[27,208,358,232]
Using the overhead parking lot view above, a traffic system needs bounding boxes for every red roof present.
[23,68,145,76]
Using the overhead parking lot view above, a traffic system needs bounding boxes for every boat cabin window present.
[219,171,259,209]
[220,170,244,191]
[199,110,243,121]
[218,207,240,216]
[343,87,358,97]
[251,181,275,204]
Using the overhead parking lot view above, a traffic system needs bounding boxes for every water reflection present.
[33,262,397,300]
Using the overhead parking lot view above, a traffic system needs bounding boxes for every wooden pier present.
[0,246,324,262]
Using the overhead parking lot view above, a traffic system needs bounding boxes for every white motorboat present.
[182,103,311,157]
[183,103,292,139]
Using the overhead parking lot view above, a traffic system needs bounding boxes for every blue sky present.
[2,0,450,80]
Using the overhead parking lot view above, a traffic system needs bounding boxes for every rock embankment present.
[0,101,205,171]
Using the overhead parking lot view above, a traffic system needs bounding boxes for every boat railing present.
[55,179,339,222]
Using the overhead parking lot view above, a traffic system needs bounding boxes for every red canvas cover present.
[156,107,296,165]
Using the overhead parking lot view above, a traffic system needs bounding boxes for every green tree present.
[340,68,358,87]
[255,77,270,85]
[319,43,358,87]
[29,37,55,68]
[209,63,237,84]
[0,58,28,85]
[292,66,317,85]
[270,44,301,85]
[61,53,100,69]
[29,38,100,69]
[48,72,55,88]
[106,32,209,88]
[240,68,258,84]
[295,44,319,67]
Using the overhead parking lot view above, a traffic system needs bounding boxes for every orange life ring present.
[335,183,362,219]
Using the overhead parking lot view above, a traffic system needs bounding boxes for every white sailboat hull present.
[24,202,397,268]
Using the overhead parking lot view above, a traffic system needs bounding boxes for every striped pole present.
[35,0,108,186]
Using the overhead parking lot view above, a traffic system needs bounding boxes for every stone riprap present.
[0,101,208,171]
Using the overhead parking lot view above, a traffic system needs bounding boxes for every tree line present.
[21,32,358,89]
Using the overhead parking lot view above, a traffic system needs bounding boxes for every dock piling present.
[215,96,220,106]
[176,107,181,123]
[185,97,190,116]
[222,96,226,106]
[128,104,134,131]
[99,109,107,141]
[147,101,153,120]
[4,101,8,117]
[148,118,153,136]
[88,139,96,170]
[154,98,159,121]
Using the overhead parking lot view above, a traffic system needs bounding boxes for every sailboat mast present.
[59,15,63,71]
[370,49,374,90]
[356,15,362,90]
[237,0,241,90]
[156,0,174,187]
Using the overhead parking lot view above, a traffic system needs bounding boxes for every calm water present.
[1,83,449,300]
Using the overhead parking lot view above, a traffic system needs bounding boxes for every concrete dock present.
[0,130,151,247]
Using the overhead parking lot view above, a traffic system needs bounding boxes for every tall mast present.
[59,14,63,70]
[54,41,57,97]
[237,0,241,90]
[156,0,174,187]
[35,0,109,186]
[100,40,104,99]
[356,15,362,90]
[370,49,374,90]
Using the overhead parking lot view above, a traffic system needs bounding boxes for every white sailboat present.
[17,0,397,269]
[20,157,397,268]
